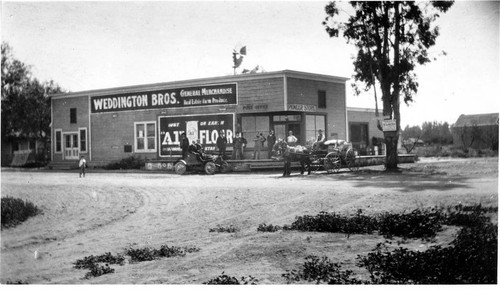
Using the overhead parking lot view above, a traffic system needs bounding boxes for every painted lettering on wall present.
[158,114,234,157]
[287,103,317,112]
[91,83,237,113]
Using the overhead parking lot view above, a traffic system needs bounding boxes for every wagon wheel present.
[310,156,322,172]
[204,161,216,175]
[219,160,230,173]
[325,152,341,173]
[174,161,187,175]
[346,149,360,172]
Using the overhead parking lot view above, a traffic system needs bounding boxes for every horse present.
[272,140,312,176]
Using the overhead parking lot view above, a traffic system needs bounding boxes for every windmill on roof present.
[232,45,247,75]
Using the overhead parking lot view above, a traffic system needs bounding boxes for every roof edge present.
[51,70,350,99]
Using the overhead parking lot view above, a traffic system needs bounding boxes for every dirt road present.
[1,157,497,284]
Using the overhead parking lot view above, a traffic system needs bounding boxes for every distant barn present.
[451,113,499,151]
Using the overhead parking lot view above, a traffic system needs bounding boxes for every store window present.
[79,128,87,153]
[350,122,369,150]
[318,90,327,109]
[55,129,62,153]
[305,115,326,145]
[241,116,269,147]
[70,108,77,123]
[134,122,156,152]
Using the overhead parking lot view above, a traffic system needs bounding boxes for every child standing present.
[79,155,87,178]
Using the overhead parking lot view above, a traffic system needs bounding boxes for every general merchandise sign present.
[158,114,234,157]
[90,83,237,113]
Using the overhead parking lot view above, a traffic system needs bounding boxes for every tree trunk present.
[384,131,399,170]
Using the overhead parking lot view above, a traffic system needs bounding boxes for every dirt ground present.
[1,157,498,284]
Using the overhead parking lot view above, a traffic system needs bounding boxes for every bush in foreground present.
[203,272,258,285]
[282,255,362,284]
[209,224,239,233]
[357,219,497,284]
[1,196,42,229]
[74,245,200,279]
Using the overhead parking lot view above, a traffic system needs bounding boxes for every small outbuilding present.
[451,113,499,151]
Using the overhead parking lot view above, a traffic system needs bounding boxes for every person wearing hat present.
[316,129,325,143]
[313,129,326,151]
[216,130,228,160]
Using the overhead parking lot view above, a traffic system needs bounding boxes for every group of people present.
[179,128,326,161]
[217,130,277,160]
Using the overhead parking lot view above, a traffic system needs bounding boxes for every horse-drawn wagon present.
[272,139,359,176]
[309,139,360,173]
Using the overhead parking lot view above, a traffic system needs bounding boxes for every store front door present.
[64,133,79,160]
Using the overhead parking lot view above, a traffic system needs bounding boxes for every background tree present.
[323,1,453,170]
[1,42,64,163]
[401,124,422,153]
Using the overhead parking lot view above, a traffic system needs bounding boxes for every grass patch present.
[1,196,42,229]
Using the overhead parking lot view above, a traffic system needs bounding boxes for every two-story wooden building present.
[51,70,349,167]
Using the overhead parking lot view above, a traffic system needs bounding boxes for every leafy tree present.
[1,42,64,163]
[401,124,422,153]
[421,121,453,145]
[323,1,453,170]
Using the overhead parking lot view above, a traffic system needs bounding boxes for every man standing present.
[216,130,228,160]
[180,132,190,159]
[267,130,276,159]
[287,130,298,146]
[232,132,246,160]
[79,155,86,178]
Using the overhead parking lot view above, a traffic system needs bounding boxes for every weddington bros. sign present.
[90,83,237,113]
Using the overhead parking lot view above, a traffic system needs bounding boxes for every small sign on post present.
[382,119,397,132]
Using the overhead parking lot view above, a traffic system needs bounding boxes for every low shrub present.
[74,252,125,279]
[74,245,199,279]
[5,280,30,284]
[125,245,200,263]
[203,272,258,285]
[73,252,126,269]
[377,208,445,240]
[282,255,362,284]
[83,263,115,279]
[209,224,239,233]
[1,196,42,229]
[104,156,144,170]
[358,220,497,284]
[257,223,281,232]
[283,210,378,236]
[357,210,497,284]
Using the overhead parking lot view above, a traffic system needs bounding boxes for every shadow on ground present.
[278,166,473,193]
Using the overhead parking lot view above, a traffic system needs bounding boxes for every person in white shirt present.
[79,155,87,178]
[286,130,298,146]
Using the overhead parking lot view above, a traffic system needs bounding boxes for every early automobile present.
[174,150,229,175]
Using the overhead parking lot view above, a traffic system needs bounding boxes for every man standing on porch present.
[287,130,298,146]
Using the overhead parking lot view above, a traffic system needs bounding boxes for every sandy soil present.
[1,157,497,284]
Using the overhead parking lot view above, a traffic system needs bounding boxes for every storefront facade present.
[51,70,348,166]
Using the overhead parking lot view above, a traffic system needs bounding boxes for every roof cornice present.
[51,70,349,99]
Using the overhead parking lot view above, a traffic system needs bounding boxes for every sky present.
[1,0,499,128]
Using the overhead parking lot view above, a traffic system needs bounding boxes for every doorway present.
[64,133,79,160]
